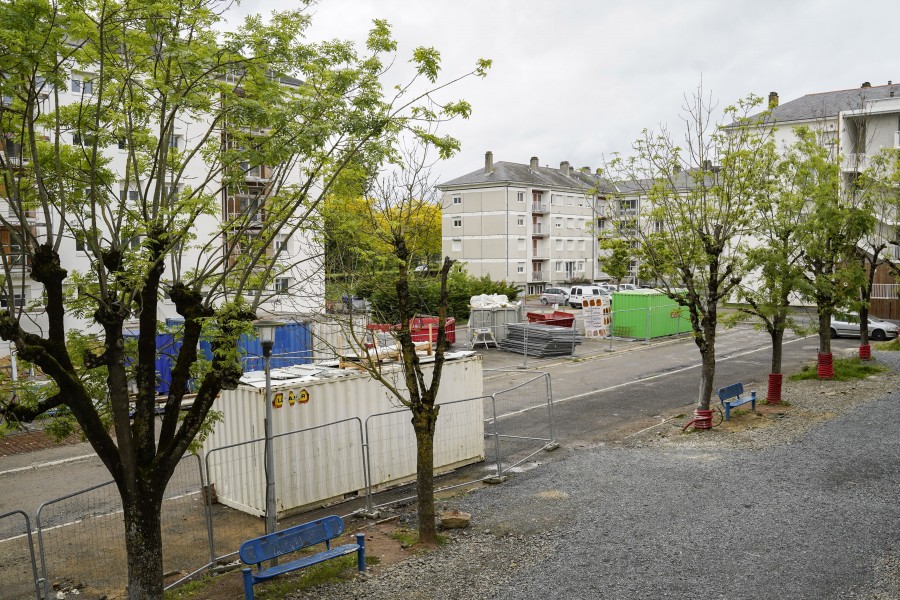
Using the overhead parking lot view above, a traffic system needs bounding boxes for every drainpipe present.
[505,184,509,280]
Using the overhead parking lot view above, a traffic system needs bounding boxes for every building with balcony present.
[0,70,323,341]
[760,82,900,317]
[438,152,613,294]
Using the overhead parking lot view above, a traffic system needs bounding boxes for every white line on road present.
[0,453,96,477]
[493,335,813,420]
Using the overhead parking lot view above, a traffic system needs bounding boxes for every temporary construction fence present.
[0,510,40,600]
[3,366,554,598]
[28,454,209,600]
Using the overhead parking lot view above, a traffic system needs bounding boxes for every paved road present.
[0,323,860,519]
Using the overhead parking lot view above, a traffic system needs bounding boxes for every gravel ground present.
[294,351,900,600]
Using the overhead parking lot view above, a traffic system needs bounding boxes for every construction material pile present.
[499,323,582,357]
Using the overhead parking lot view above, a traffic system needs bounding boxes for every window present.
[168,135,181,150]
[517,217,525,226]
[577,261,585,272]
[517,238,526,251]
[452,196,462,205]
[118,138,127,150]
[451,238,461,252]
[119,189,140,202]
[127,235,142,250]
[274,277,290,294]
[554,218,562,229]
[577,196,584,207]
[653,220,664,233]
[555,239,563,251]
[578,240,586,251]
[566,218,574,229]
[76,237,86,252]
[567,239,575,251]
[71,78,93,94]
[274,236,287,253]
[565,195,573,207]
[0,293,25,308]
[555,261,563,273]
[517,192,525,203]
[517,263,525,274]
[452,217,462,228]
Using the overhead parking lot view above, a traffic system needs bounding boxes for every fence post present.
[545,373,560,451]
[197,453,215,566]
[571,317,576,356]
[522,321,529,369]
[487,393,506,483]
[0,510,41,600]
[361,416,378,517]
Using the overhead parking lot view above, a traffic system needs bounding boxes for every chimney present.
[530,156,539,169]
[580,166,590,174]
[862,81,872,88]
[484,150,493,174]
[768,91,779,108]
[560,161,570,176]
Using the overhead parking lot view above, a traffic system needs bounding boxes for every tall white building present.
[0,72,323,341]
[438,152,613,294]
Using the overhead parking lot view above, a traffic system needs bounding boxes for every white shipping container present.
[202,353,484,517]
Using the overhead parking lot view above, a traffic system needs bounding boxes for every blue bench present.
[717,383,757,421]
[239,515,365,600]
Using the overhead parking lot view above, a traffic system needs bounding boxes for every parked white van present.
[567,285,608,308]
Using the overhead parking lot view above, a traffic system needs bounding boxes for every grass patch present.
[789,357,888,382]
[256,554,380,598]
[874,339,900,351]
[164,575,214,599]
[389,527,447,548]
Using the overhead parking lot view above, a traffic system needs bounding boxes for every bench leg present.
[724,402,731,421]
[242,568,255,600]
[356,533,366,572]
[751,391,757,412]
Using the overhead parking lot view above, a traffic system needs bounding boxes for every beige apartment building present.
[438,152,612,294]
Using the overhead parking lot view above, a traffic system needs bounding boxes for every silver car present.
[540,287,571,306]
[830,313,899,340]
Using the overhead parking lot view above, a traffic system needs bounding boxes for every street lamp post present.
[255,320,281,535]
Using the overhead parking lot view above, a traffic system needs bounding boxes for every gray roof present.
[758,83,900,123]
[438,160,617,193]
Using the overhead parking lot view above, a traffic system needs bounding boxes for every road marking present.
[0,453,96,477]
[493,335,813,420]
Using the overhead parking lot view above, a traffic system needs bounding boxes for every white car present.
[830,313,899,340]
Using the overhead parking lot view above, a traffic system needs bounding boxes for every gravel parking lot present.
[297,351,900,600]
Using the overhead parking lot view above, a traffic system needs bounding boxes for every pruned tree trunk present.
[122,486,165,600]
[770,326,784,374]
[412,404,439,544]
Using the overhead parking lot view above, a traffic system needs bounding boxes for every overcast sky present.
[231,0,899,183]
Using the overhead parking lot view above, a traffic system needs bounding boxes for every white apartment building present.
[0,72,323,342]
[438,152,612,294]
[759,82,900,317]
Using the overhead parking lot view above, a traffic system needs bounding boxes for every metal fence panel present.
[364,396,486,499]
[0,510,40,600]
[35,455,207,599]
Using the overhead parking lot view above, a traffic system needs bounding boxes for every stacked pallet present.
[499,323,582,357]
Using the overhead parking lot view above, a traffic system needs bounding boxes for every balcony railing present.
[530,271,545,281]
[531,203,548,213]
[843,153,868,172]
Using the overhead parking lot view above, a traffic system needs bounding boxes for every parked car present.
[830,313,899,340]
[568,285,608,308]
[540,286,571,306]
